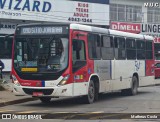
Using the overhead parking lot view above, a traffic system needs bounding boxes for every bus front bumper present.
[13,83,73,97]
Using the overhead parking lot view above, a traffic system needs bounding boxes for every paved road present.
[1,85,160,121]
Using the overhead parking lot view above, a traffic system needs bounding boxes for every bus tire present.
[121,76,138,96]
[39,97,51,103]
[84,80,95,104]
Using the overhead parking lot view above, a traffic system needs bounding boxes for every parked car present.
[155,61,160,79]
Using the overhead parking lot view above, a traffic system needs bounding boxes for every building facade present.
[110,0,160,37]
[0,0,109,71]
[2,0,160,71]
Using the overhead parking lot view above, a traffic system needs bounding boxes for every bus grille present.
[22,88,54,95]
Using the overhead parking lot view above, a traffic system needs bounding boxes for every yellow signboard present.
[21,68,38,72]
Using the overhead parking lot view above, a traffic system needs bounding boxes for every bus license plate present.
[32,92,43,96]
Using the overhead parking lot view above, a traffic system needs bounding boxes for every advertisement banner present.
[0,0,109,25]
[111,22,141,34]
[141,23,160,37]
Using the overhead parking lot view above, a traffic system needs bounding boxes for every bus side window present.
[114,37,126,60]
[88,33,101,59]
[101,36,114,60]
[146,41,153,59]
[72,39,86,72]
[126,38,136,60]
[136,40,145,59]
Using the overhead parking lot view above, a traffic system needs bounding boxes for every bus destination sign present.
[19,26,69,35]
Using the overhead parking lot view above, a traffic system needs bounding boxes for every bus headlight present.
[58,75,70,86]
[12,75,21,86]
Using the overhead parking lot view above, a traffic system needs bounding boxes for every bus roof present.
[144,35,154,41]
[16,23,70,27]
[109,30,153,41]
[16,23,154,41]
[70,24,109,34]
[109,29,144,39]
[70,24,153,41]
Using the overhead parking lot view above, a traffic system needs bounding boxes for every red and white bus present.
[11,23,155,104]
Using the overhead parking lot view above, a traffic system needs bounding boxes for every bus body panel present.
[155,60,160,79]
[139,76,155,87]
[94,60,111,92]
[145,60,154,76]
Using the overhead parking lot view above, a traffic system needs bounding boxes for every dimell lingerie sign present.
[0,0,109,25]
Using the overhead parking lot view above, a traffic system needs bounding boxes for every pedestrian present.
[0,60,4,79]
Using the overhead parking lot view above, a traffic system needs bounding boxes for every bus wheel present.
[130,76,138,95]
[84,80,95,104]
[121,76,138,96]
[39,97,51,103]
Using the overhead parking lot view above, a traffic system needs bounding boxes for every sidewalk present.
[0,73,37,107]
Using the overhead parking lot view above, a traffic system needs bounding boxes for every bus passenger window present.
[136,40,145,59]
[88,34,101,59]
[146,41,153,59]
[114,37,126,59]
[126,38,136,59]
[72,39,86,72]
[101,36,114,60]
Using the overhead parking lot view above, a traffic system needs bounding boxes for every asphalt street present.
[1,85,160,121]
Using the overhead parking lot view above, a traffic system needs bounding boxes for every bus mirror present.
[73,41,82,51]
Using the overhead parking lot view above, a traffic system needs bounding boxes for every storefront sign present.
[68,2,92,23]
[0,22,17,34]
[111,22,141,34]
[141,23,160,34]
[71,0,109,4]
[0,0,109,25]
[141,23,160,41]
[0,0,51,12]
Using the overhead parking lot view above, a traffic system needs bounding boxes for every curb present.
[0,97,38,107]
[0,82,38,107]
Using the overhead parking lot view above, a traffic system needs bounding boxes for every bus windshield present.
[13,36,68,73]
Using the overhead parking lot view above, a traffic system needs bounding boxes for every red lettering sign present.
[111,22,141,34]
